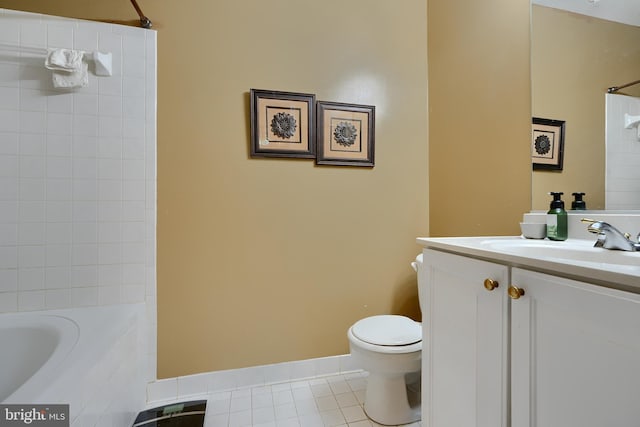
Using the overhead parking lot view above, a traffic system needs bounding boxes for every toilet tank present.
[412,254,424,314]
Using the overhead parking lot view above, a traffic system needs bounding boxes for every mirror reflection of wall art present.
[316,101,375,167]
[532,117,565,171]
[250,89,316,158]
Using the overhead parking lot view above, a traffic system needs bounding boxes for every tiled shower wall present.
[0,8,157,375]
[606,93,640,209]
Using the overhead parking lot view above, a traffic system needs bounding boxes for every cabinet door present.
[511,268,640,427]
[421,249,509,427]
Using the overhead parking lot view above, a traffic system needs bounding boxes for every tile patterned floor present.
[197,371,421,427]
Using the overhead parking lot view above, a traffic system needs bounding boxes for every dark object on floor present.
[132,400,207,426]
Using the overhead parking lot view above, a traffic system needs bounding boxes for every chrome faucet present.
[581,219,640,251]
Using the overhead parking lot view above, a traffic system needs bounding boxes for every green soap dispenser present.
[547,192,568,241]
[571,192,586,210]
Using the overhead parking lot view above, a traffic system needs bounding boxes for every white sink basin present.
[480,238,640,267]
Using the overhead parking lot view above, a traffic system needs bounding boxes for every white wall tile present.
[0,132,18,155]
[147,378,178,403]
[98,264,122,285]
[20,156,45,178]
[20,133,45,155]
[0,63,20,88]
[98,285,121,305]
[47,113,73,136]
[177,374,209,397]
[1,9,155,423]
[70,286,98,307]
[18,267,44,291]
[0,269,18,292]
[45,288,70,309]
[0,18,20,44]
[0,156,17,177]
[0,291,18,312]
[1,7,156,328]
[0,223,17,245]
[20,111,46,133]
[46,201,72,222]
[98,137,122,159]
[46,244,71,267]
[18,289,45,311]
[47,135,72,157]
[73,24,98,52]
[0,177,18,201]
[46,178,72,201]
[19,201,45,222]
[45,266,70,289]
[0,110,19,132]
[18,245,45,268]
[47,24,73,49]
[20,22,47,47]
[47,156,72,178]
[47,92,73,114]
[19,178,45,201]
[18,221,45,245]
[73,136,97,158]
[20,88,47,111]
[73,115,99,137]
[74,94,98,116]
[0,87,19,109]
[0,201,18,223]
[71,243,96,265]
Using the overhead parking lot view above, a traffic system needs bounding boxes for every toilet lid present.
[351,315,421,346]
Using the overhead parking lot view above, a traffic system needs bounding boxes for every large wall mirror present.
[531,0,640,211]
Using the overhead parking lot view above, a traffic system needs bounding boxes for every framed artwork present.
[316,101,375,167]
[532,117,565,171]
[250,89,316,158]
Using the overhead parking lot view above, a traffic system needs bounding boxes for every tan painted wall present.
[531,6,640,210]
[1,0,429,377]
[428,0,531,237]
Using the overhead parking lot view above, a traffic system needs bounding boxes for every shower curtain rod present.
[130,0,152,29]
[607,79,640,93]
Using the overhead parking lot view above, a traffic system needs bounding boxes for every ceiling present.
[532,0,640,27]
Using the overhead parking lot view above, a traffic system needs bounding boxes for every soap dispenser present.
[547,192,568,241]
[571,192,587,210]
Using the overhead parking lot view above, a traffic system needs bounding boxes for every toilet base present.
[363,372,421,425]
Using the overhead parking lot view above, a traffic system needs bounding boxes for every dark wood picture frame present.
[316,101,375,167]
[532,117,565,171]
[250,89,316,159]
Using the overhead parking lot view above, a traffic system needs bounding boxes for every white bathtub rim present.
[2,303,145,404]
[0,314,79,402]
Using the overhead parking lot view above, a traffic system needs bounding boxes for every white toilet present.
[347,255,423,425]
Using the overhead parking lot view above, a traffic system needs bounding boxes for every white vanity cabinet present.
[421,248,640,427]
[421,249,510,427]
[510,268,640,427]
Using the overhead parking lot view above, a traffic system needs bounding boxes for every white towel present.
[45,48,84,72]
[52,61,88,89]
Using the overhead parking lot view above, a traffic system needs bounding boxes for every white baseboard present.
[147,354,362,404]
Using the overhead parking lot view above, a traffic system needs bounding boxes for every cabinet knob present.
[508,285,525,300]
[483,279,499,291]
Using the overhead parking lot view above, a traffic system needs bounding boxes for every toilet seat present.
[351,315,421,346]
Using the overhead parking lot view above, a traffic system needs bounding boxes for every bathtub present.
[0,304,147,426]
[0,313,79,402]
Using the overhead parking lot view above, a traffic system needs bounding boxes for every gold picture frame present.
[316,101,375,167]
[250,89,316,159]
